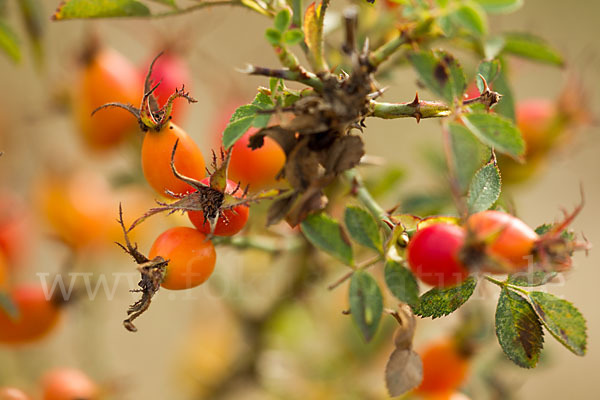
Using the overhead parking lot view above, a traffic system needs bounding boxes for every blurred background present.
[0,0,598,399]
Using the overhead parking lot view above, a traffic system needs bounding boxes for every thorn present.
[367,86,389,99]
[409,92,420,107]
[362,37,370,55]
[413,112,421,123]
[489,148,497,166]
[478,74,490,92]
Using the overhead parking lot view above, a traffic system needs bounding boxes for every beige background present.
[0,0,598,399]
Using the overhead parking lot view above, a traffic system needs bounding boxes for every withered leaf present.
[249,125,297,156]
[285,139,321,191]
[267,192,298,226]
[285,188,328,227]
[385,348,423,397]
[320,135,364,174]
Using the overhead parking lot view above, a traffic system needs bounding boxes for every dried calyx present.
[127,140,285,236]
[91,52,197,132]
[116,204,168,332]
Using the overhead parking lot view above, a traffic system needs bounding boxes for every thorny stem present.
[370,97,451,121]
[345,169,393,232]
[242,64,324,92]
[328,255,382,290]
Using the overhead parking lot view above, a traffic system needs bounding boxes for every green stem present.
[368,33,409,69]
[245,65,323,92]
[344,169,393,232]
[152,1,254,18]
[273,44,301,71]
[371,99,451,121]
[484,275,529,295]
[212,234,304,253]
[328,255,382,290]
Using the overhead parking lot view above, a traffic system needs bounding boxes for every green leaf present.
[508,271,558,287]
[461,112,524,160]
[492,63,516,121]
[274,9,291,32]
[384,261,420,307]
[495,288,544,368]
[349,270,383,342]
[413,277,477,318]
[467,160,501,214]
[222,105,259,149]
[484,36,506,60]
[282,29,304,46]
[474,0,523,14]
[0,20,20,62]
[451,2,488,36]
[52,0,150,20]
[476,59,500,93]
[344,206,383,253]
[409,50,466,104]
[449,123,489,191]
[301,213,354,265]
[528,291,586,356]
[502,32,564,66]
[265,28,282,45]
[222,93,274,148]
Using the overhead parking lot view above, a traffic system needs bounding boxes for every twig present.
[344,169,393,231]
[240,64,324,91]
[328,255,382,290]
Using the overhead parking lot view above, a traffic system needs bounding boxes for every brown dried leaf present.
[385,349,423,397]
[267,193,299,226]
[285,139,321,191]
[285,189,328,227]
[249,126,297,156]
[320,135,364,174]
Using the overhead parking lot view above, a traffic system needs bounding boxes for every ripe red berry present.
[188,178,250,237]
[141,122,206,198]
[407,223,469,287]
[41,368,99,400]
[0,285,62,345]
[149,227,216,290]
[465,210,538,272]
[76,46,141,151]
[415,337,470,396]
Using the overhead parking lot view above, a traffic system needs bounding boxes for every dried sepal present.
[128,141,287,234]
[91,52,196,132]
[116,204,168,333]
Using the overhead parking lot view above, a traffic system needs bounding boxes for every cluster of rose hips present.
[406,208,584,288]
[88,52,276,331]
